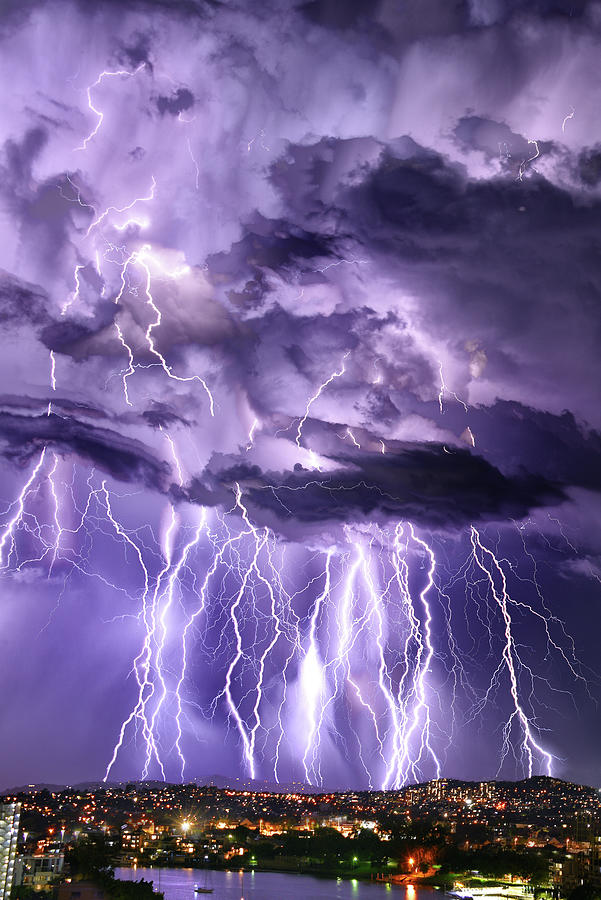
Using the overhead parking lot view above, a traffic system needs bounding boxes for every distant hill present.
[3,775,319,795]
[192,773,321,793]
[4,773,601,798]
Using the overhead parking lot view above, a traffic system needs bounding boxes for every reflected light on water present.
[115,865,440,899]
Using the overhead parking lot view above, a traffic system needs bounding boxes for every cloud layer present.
[0,0,600,788]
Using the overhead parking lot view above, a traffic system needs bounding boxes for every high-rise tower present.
[0,803,20,900]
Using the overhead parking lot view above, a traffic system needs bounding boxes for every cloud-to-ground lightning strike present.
[0,429,584,785]
[469,527,556,777]
[0,450,47,567]
[301,548,333,785]
[0,237,580,787]
[0,0,597,793]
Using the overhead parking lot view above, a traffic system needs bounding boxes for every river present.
[115,866,440,900]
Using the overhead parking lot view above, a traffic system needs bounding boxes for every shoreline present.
[117,862,437,887]
[118,865,544,895]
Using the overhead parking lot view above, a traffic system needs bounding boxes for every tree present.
[65,835,115,879]
[568,884,601,900]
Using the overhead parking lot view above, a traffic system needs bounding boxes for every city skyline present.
[3,773,601,797]
[7,774,601,897]
[0,0,600,790]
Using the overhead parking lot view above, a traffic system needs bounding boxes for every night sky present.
[0,0,600,792]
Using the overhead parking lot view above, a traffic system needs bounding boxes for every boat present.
[194,856,214,894]
[194,870,214,894]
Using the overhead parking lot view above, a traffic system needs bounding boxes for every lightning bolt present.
[438,361,468,414]
[301,548,333,785]
[346,428,361,449]
[61,264,85,316]
[469,526,556,777]
[562,106,575,134]
[0,450,47,568]
[161,427,185,488]
[75,65,145,152]
[295,352,349,448]
[517,139,540,182]
[186,138,200,190]
[245,418,260,452]
[49,350,57,393]
[0,449,582,787]
[112,243,215,414]
[86,176,156,237]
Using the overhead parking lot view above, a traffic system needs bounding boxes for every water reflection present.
[116,866,438,900]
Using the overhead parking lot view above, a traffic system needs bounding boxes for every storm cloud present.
[0,0,600,789]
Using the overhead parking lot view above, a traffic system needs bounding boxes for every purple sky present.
[0,0,600,791]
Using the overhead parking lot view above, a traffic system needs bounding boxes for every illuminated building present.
[0,803,20,900]
[14,854,64,887]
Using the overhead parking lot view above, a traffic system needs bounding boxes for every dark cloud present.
[299,0,591,35]
[192,444,564,532]
[141,403,190,429]
[0,395,107,422]
[457,401,601,490]
[119,32,154,68]
[453,115,531,165]
[41,309,116,358]
[73,0,218,14]
[577,145,601,186]
[298,0,384,30]
[0,410,170,489]
[156,88,195,116]
[265,134,601,424]
[208,215,335,282]
[0,0,600,789]
[0,272,51,328]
